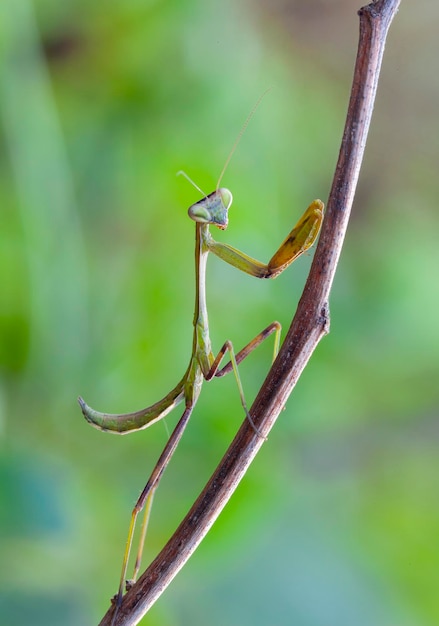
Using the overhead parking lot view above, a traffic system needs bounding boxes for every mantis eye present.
[188,188,233,229]
[218,188,233,211]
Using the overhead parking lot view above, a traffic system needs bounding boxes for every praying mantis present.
[78,121,324,615]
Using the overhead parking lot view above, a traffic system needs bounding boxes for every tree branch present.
[100,1,401,623]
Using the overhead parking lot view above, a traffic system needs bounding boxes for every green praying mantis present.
[78,117,324,614]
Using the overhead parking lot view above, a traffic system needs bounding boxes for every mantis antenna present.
[216,87,271,190]
[178,88,271,197]
[176,170,207,196]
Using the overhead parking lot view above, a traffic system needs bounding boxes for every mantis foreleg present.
[206,199,324,279]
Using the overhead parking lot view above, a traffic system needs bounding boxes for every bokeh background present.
[1,1,438,624]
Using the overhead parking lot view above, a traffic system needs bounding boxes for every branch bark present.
[100,1,401,623]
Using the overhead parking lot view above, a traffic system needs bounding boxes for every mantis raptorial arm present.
[205,199,324,279]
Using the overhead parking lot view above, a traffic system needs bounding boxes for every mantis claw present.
[245,410,268,441]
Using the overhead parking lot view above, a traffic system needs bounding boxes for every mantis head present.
[188,188,233,230]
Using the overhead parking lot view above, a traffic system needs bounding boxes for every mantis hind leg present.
[205,321,281,437]
[110,404,194,624]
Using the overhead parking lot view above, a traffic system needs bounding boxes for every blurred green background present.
[1,1,438,624]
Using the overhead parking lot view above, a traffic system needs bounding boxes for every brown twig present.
[100,1,401,623]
